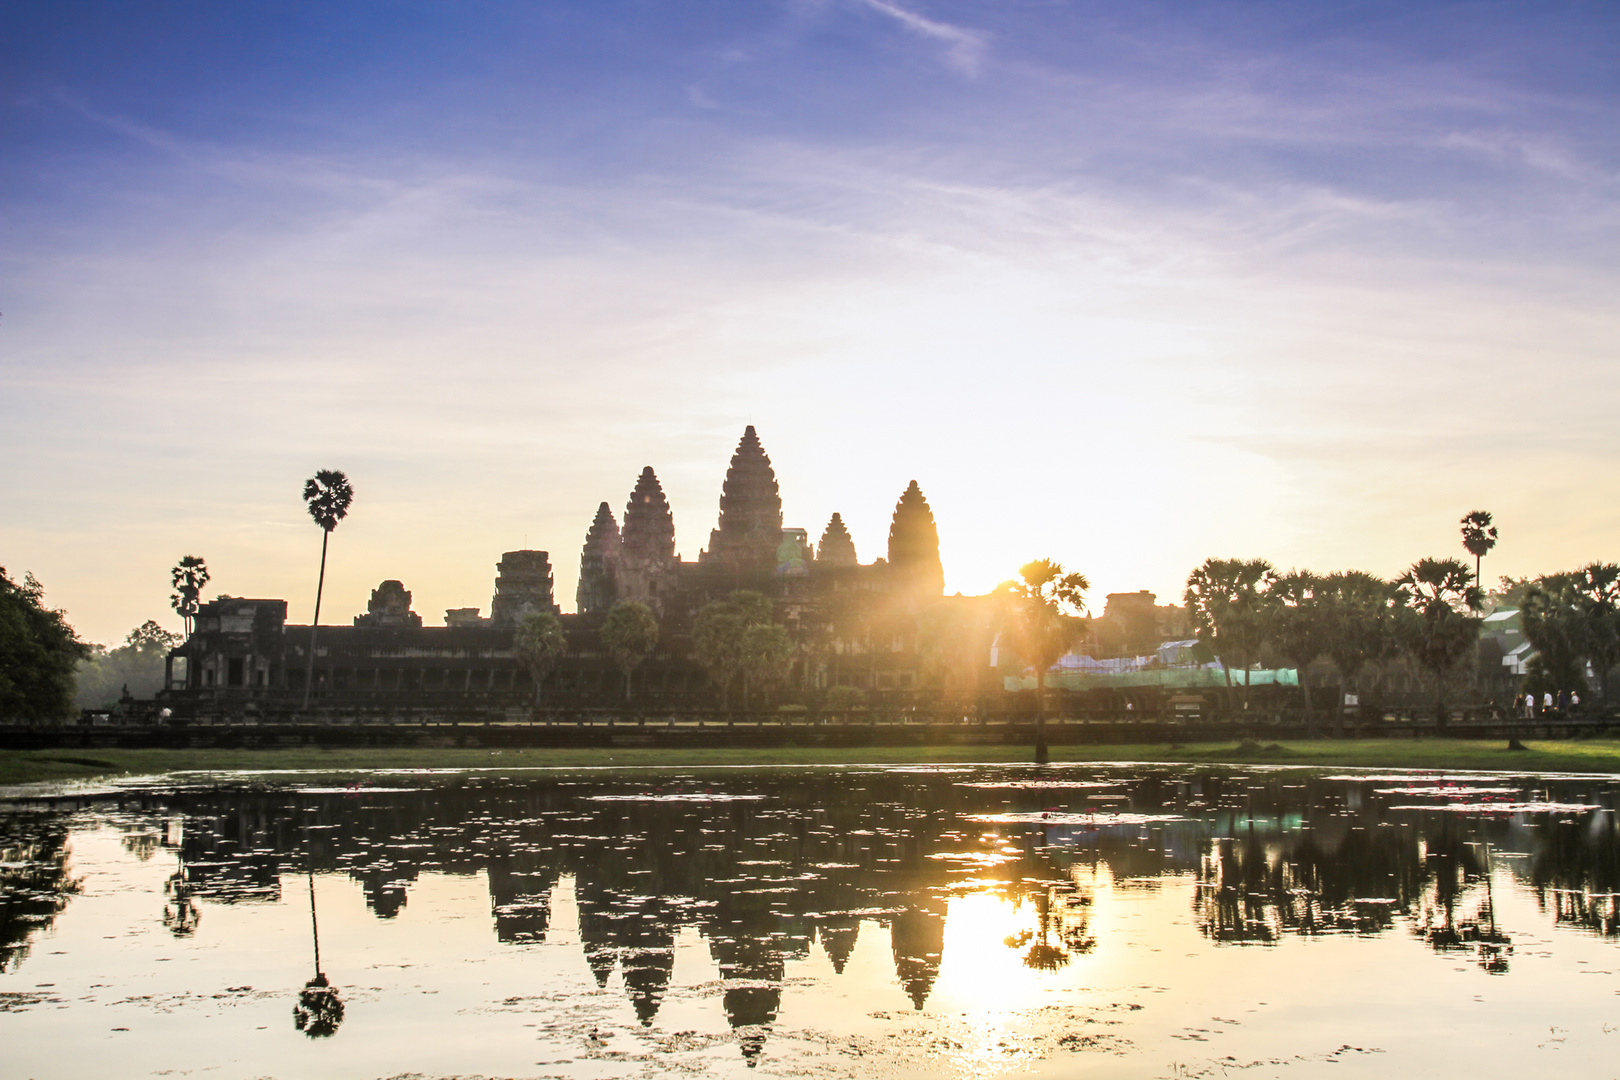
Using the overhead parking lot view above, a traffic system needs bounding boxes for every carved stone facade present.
[489,550,559,628]
[354,580,422,627]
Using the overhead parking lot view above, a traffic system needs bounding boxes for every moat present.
[4,763,1620,1078]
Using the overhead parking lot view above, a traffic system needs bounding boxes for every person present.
[1524,694,1536,719]
[1544,691,1555,713]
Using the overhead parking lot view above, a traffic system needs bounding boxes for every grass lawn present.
[6,739,1620,786]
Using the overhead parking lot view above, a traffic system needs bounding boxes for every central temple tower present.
[618,467,678,613]
[702,425,783,574]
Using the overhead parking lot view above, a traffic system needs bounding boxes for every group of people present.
[1514,690,1580,718]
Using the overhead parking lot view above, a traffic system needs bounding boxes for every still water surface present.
[4,763,1620,1079]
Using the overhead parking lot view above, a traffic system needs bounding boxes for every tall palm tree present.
[169,555,210,637]
[999,559,1089,764]
[301,470,354,710]
[1459,511,1498,594]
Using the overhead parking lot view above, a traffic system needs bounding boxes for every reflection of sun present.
[923,866,1116,1076]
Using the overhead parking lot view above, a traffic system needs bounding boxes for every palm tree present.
[169,555,210,637]
[513,610,567,707]
[1184,558,1276,708]
[1460,511,1498,591]
[1396,558,1483,730]
[301,470,354,710]
[600,601,659,703]
[999,559,1089,764]
[1268,571,1335,736]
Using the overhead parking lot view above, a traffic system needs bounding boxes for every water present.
[4,762,1620,1079]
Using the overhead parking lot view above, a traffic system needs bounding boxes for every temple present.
[163,426,983,718]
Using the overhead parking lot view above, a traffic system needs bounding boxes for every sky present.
[2,0,1616,645]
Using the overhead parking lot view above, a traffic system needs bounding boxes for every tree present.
[512,610,567,706]
[1268,571,1335,736]
[0,568,88,723]
[1184,558,1276,706]
[1396,558,1483,729]
[300,469,354,709]
[739,622,793,709]
[1318,571,1402,737]
[75,621,184,709]
[997,559,1089,764]
[1520,574,1590,698]
[693,590,776,711]
[1459,511,1498,589]
[600,601,660,703]
[169,555,210,636]
[1571,563,1620,702]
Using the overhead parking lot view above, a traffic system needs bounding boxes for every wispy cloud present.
[851,0,986,75]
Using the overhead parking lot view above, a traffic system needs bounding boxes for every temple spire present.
[817,513,858,568]
[576,502,621,617]
[619,467,677,612]
[704,425,783,573]
[887,480,944,597]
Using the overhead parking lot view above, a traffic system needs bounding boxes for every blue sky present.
[3,1,1617,643]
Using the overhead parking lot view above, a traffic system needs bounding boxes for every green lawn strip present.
[6,739,1620,785]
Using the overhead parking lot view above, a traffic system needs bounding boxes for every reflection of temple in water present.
[9,769,1620,1060]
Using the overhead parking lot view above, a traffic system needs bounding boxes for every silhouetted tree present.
[300,469,354,709]
[1185,558,1276,706]
[1396,558,1482,729]
[1460,510,1498,588]
[513,610,567,706]
[1521,573,1595,699]
[998,559,1089,763]
[1319,571,1402,736]
[694,591,775,711]
[0,568,87,723]
[600,601,659,703]
[1268,571,1335,735]
[1573,563,1620,702]
[169,555,209,636]
[739,622,793,710]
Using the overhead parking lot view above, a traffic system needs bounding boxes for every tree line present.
[992,510,1617,741]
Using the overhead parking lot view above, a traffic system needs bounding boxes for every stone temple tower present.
[703,425,783,574]
[817,513,858,568]
[576,502,621,618]
[490,550,560,628]
[887,481,945,598]
[619,466,678,613]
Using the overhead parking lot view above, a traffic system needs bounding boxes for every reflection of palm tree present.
[162,868,199,936]
[293,868,344,1038]
[1011,883,1095,970]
